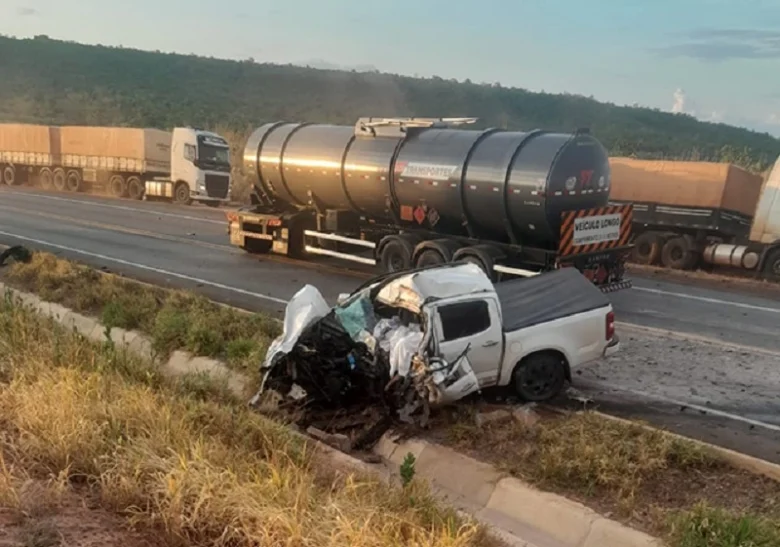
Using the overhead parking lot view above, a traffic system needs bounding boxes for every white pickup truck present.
[259,262,620,404]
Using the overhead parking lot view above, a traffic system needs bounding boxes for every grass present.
[2,251,280,376]
[5,251,780,546]
[439,406,780,545]
[0,291,500,547]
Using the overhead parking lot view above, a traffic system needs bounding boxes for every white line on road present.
[595,383,780,433]
[0,230,289,306]
[3,190,226,225]
[4,233,780,433]
[631,286,780,314]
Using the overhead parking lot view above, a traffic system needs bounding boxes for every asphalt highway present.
[2,186,779,462]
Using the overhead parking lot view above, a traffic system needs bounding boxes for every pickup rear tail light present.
[606,310,615,341]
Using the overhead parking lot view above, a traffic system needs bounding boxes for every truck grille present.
[205,174,230,199]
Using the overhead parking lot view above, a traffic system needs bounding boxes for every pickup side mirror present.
[336,293,351,305]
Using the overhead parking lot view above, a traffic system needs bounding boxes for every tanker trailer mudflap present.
[558,203,634,292]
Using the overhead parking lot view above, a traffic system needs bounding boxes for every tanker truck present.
[227,117,634,291]
[608,155,780,281]
[0,123,232,206]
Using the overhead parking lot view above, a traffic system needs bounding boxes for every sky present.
[2,0,780,137]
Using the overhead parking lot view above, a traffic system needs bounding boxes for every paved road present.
[2,186,779,462]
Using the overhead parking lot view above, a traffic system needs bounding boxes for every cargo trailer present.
[227,117,634,291]
[609,156,780,280]
[0,124,232,206]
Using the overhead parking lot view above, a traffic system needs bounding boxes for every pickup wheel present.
[513,353,566,402]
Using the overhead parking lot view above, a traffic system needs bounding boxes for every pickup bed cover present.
[494,267,611,331]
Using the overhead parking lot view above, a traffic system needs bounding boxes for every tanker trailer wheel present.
[762,248,780,282]
[631,232,664,265]
[52,168,67,191]
[109,175,127,198]
[453,246,497,281]
[173,181,192,206]
[661,236,697,270]
[2,165,16,186]
[65,170,82,192]
[415,249,446,268]
[378,237,415,273]
[38,168,54,190]
[127,176,144,200]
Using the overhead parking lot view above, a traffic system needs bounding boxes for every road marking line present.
[4,237,780,434]
[631,286,780,314]
[0,203,237,254]
[615,322,780,357]
[2,188,227,225]
[0,230,290,306]
[593,383,780,433]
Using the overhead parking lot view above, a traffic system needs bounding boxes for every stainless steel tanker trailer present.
[227,117,634,291]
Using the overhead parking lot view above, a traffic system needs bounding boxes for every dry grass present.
[0,293,500,547]
[3,252,280,376]
[439,407,780,545]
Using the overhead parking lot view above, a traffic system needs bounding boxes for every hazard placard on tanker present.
[572,213,622,246]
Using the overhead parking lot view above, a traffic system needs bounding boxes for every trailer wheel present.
[661,236,697,270]
[127,176,144,200]
[2,165,16,186]
[173,181,192,205]
[631,232,664,265]
[763,248,780,282]
[453,247,496,281]
[65,170,82,192]
[378,238,415,273]
[38,168,53,190]
[513,352,567,402]
[52,168,67,191]
[109,175,127,198]
[415,249,446,268]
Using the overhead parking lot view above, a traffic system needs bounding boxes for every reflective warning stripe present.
[558,204,633,256]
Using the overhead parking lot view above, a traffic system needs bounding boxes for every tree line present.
[0,35,778,174]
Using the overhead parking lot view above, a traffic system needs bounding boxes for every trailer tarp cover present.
[59,126,171,164]
[0,124,54,154]
[494,267,610,332]
[609,158,764,217]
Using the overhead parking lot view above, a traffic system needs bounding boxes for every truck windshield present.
[198,144,230,166]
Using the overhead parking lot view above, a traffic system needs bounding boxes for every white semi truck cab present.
[145,127,232,206]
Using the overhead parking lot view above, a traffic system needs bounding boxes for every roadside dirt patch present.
[423,404,780,539]
[0,481,159,547]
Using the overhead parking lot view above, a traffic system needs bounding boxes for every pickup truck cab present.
[363,262,620,401]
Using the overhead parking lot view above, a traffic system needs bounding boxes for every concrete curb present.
[374,433,662,547]
[0,281,664,547]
